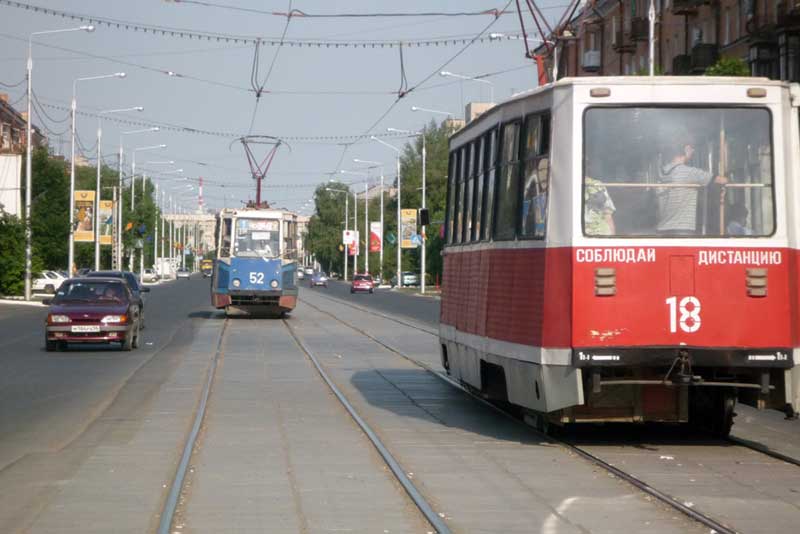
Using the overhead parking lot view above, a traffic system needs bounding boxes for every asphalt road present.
[302,278,440,326]
[0,275,217,532]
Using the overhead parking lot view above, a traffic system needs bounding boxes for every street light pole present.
[25,25,93,299]
[370,137,402,288]
[96,107,143,271]
[118,127,159,270]
[354,159,386,280]
[69,72,125,276]
[440,70,495,104]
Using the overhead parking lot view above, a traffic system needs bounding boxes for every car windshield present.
[234,218,280,258]
[53,281,128,304]
[583,106,774,237]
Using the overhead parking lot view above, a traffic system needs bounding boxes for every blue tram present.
[211,208,298,316]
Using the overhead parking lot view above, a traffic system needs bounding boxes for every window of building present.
[482,128,498,241]
[520,114,550,238]
[493,122,521,240]
[472,136,485,241]
[462,142,475,243]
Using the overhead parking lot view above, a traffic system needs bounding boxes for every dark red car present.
[44,278,142,351]
[350,274,375,294]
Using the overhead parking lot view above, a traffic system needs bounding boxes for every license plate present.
[71,325,100,333]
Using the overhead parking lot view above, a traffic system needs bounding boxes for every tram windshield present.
[234,218,280,258]
[583,107,774,237]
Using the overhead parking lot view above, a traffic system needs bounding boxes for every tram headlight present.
[270,279,279,288]
[232,278,241,288]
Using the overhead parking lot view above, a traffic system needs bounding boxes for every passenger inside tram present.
[583,107,774,238]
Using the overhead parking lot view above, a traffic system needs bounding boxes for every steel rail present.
[282,318,452,534]
[299,294,800,534]
[157,318,229,534]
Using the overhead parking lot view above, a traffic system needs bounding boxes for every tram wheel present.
[690,388,736,438]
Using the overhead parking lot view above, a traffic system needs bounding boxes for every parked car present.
[86,271,149,329]
[309,272,328,288]
[32,270,67,294]
[142,268,158,283]
[351,274,375,294]
[304,267,314,276]
[297,269,305,280]
[44,277,142,351]
[390,271,420,287]
[176,268,191,279]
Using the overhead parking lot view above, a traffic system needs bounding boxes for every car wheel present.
[45,338,57,352]
[45,284,55,294]
[350,289,354,294]
[122,328,135,351]
[369,289,373,294]
[132,325,140,349]
[57,341,67,351]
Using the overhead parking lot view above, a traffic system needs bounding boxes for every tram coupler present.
[666,350,703,386]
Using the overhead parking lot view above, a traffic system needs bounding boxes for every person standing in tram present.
[657,136,727,235]
[584,177,616,236]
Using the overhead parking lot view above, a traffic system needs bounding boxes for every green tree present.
[0,213,27,296]
[705,57,750,77]
[29,148,69,271]
[306,182,349,275]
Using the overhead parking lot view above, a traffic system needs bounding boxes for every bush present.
[0,213,26,296]
[705,57,750,77]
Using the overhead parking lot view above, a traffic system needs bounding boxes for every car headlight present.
[101,315,126,324]
[270,280,279,288]
[232,278,241,288]
[48,314,71,323]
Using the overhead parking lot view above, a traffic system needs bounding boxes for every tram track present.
[157,318,229,534]
[300,293,800,534]
[282,317,452,534]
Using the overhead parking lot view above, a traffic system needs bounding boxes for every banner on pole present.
[369,221,381,253]
[401,209,418,249]
[348,231,359,256]
[99,200,114,245]
[343,229,356,245]
[74,190,96,242]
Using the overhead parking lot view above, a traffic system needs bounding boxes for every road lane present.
[0,275,221,532]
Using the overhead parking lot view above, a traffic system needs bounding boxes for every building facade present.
[544,0,800,81]
[0,93,46,155]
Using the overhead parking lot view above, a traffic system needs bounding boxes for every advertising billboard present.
[401,209,417,249]
[99,200,114,245]
[74,190,96,242]
[369,221,381,253]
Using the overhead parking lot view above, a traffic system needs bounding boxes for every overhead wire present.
[0,0,527,48]
[0,76,24,87]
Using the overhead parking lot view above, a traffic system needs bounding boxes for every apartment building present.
[0,93,46,154]
[542,0,800,81]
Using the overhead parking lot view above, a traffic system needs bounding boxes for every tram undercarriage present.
[442,341,797,437]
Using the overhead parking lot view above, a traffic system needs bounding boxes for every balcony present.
[691,43,719,72]
[672,54,692,75]
[582,50,601,71]
[630,18,649,41]
[612,31,637,53]
[672,0,701,15]
[777,2,800,28]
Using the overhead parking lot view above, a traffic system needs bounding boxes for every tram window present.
[520,114,551,238]
[455,147,467,243]
[472,136,485,241]
[446,152,457,244]
[463,142,475,243]
[219,218,232,258]
[583,106,775,237]
[234,218,280,257]
[494,122,522,240]
[482,128,498,241]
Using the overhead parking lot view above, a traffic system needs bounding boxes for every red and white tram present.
[440,76,800,435]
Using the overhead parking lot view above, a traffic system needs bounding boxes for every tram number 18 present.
[249,272,265,285]
[665,296,701,334]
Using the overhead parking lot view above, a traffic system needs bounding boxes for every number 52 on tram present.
[211,208,298,317]
[439,76,800,435]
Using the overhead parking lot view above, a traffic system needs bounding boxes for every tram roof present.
[451,75,791,144]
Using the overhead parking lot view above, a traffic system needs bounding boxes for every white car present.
[297,270,305,280]
[142,268,158,283]
[32,270,67,294]
[176,268,191,279]
[304,267,314,276]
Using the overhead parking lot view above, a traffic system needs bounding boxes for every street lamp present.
[95,106,143,271]
[151,168,183,278]
[440,70,495,104]
[117,127,159,269]
[387,127,427,294]
[24,24,94,300]
[131,144,167,210]
[353,158,386,281]
[411,106,453,117]
[325,186,353,281]
[370,135,402,288]
[68,72,126,276]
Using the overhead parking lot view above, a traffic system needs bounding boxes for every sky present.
[0,0,566,214]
